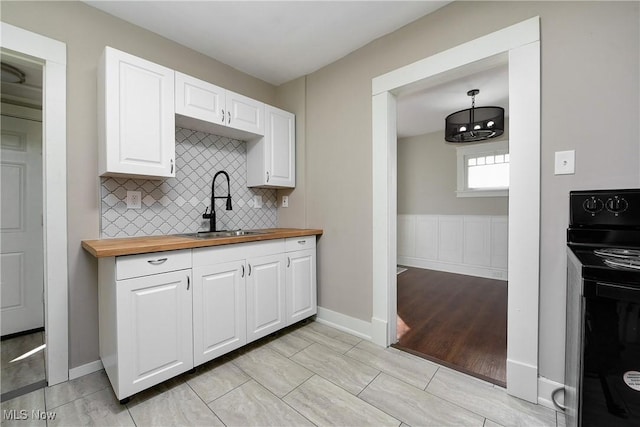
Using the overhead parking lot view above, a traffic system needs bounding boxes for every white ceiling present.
[85,1,450,86]
[397,64,509,138]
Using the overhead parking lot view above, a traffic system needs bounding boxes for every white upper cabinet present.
[225,90,264,135]
[175,72,264,138]
[246,105,295,188]
[175,72,225,125]
[98,47,175,179]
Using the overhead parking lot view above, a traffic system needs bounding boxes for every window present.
[456,141,509,197]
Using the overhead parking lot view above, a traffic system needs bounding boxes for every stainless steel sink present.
[178,230,267,239]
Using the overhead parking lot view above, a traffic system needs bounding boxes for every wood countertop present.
[82,228,323,258]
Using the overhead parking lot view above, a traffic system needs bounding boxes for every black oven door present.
[581,279,640,426]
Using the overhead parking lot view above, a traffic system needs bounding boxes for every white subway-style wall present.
[398,214,508,280]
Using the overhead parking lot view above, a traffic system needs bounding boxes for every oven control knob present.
[583,197,603,215]
[605,196,628,215]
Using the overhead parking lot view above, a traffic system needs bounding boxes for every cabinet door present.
[99,47,175,178]
[264,105,295,187]
[225,90,264,135]
[175,72,225,125]
[192,261,246,365]
[246,254,285,342]
[285,249,317,325]
[116,269,192,398]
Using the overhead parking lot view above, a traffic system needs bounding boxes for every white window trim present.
[455,140,509,197]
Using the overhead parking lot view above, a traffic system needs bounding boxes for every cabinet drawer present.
[285,236,316,252]
[116,250,191,280]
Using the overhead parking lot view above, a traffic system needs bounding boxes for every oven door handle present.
[596,282,640,303]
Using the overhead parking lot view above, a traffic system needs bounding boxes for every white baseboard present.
[315,306,372,341]
[69,359,104,380]
[538,376,565,411]
[507,358,538,403]
[398,256,507,281]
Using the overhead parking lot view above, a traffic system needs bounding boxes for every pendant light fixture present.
[445,89,504,143]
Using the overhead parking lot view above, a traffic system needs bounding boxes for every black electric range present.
[565,189,640,427]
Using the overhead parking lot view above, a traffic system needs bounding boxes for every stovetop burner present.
[602,257,640,271]
[594,248,640,270]
[593,248,640,260]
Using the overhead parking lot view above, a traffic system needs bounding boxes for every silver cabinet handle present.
[147,258,168,265]
[228,111,231,124]
[248,264,252,276]
[222,109,225,124]
[170,159,174,174]
[241,264,245,278]
[266,171,270,182]
[298,240,306,245]
[187,275,190,290]
[287,257,290,268]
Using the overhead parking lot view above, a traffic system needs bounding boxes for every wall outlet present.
[253,195,263,209]
[282,196,289,208]
[126,191,142,209]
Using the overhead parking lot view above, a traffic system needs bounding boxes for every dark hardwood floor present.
[394,267,507,387]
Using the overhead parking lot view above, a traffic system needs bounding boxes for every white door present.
[117,269,193,399]
[192,261,246,365]
[246,253,285,342]
[1,115,44,336]
[286,249,317,325]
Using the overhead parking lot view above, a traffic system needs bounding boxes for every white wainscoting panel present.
[438,216,463,263]
[398,214,508,280]
[463,216,491,266]
[415,215,438,260]
[397,215,416,258]
[491,217,509,269]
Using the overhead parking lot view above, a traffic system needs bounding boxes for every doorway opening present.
[1,51,47,402]
[393,67,509,386]
[0,22,69,393]
[372,17,540,401]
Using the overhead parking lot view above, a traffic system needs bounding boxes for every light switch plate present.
[126,191,141,209]
[253,195,263,209]
[282,196,289,208]
[555,150,575,175]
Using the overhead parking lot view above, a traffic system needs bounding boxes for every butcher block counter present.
[82,228,323,258]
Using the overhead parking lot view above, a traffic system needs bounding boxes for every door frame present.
[1,22,69,386]
[371,17,541,402]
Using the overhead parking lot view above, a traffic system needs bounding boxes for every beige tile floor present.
[1,321,565,426]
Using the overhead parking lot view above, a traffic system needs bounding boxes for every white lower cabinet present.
[246,253,286,342]
[98,250,192,402]
[285,236,317,325]
[192,260,246,365]
[99,237,316,401]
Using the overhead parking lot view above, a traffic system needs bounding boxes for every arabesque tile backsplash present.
[100,127,277,238]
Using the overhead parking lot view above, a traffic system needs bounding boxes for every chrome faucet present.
[202,170,232,232]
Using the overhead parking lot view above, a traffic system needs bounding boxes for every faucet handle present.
[202,206,212,219]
